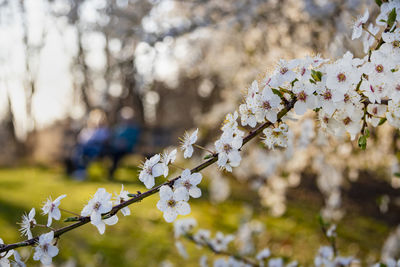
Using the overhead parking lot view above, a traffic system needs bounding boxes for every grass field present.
[0,164,391,266]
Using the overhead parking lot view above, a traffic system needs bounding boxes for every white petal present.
[183,146,194,158]
[190,173,202,185]
[294,101,307,115]
[189,187,202,198]
[152,163,164,177]
[47,245,59,257]
[163,207,177,223]
[174,187,189,202]
[52,209,61,220]
[95,221,106,234]
[121,207,131,216]
[176,201,191,215]
[159,185,173,200]
[104,215,119,226]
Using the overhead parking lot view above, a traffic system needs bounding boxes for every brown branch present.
[0,98,296,254]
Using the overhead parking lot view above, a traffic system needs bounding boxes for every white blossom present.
[42,194,67,227]
[33,231,58,266]
[0,238,13,267]
[81,188,113,234]
[19,208,36,239]
[352,9,369,40]
[11,250,26,267]
[157,186,190,223]
[174,218,197,238]
[210,232,234,252]
[180,128,198,159]
[139,154,164,189]
[161,148,177,177]
[254,86,281,123]
[113,185,131,216]
[174,169,202,198]
[215,129,243,172]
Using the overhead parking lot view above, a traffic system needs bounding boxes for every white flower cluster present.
[5,185,133,266]
[157,168,202,222]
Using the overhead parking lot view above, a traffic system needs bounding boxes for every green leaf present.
[358,135,367,150]
[271,88,283,98]
[203,154,214,160]
[375,0,382,6]
[378,118,387,126]
[364,128,370,138]
[394,172,400,178]
[64,216,81,222]
[387,8,397,28]
[311,70,322,82]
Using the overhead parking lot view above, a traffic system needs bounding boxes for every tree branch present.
[0,98,296,254]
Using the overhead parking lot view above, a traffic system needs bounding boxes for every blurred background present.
[1,0,400,266]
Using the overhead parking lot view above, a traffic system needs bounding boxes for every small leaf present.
[271,88,283,98]
[364,128,370,138]
[358,135,367,150]
[64,216,81,222]
[375,0,382,6]
[394,172,400,178]
[311,70,322,82]
[378,118,387,125]
[387,8,397,28]
[203,154,214,160]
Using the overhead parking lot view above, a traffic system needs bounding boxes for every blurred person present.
[71,109,111,180]
[108,107,141,180]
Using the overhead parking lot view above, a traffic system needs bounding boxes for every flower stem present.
[59,208,81,217]
[193,144,215,154]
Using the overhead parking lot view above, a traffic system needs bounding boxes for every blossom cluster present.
[1,1,400,265]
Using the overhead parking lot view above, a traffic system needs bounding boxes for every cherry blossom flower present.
[173,218,197,238]
[292,81,317,115]
[193,229,211,245]
[12,250,26,267]
[81,188,113,234]
[239,103,257,127]
[19,208,36,239]
[362,23,379,53]
[174,169,202,198]
[367,104,387,127]
[215,130,243,172]
[316,86,344,116]
[352,9,369,40]
[139,154,164,189]
[325,52,361,94]
[161,148,177,177]
[221,111,239,132]
[262,124,289,150]
[180,128,198,159]
[33,231,58,266]
[210,232,234,252]
[254,86,281,123]
[113,185,131,216]
[0,238,13,267]
[156,185,190,223]
[42,194,67,227]
[269,59,298,87]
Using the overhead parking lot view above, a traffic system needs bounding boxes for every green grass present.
[0,165,391,266]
